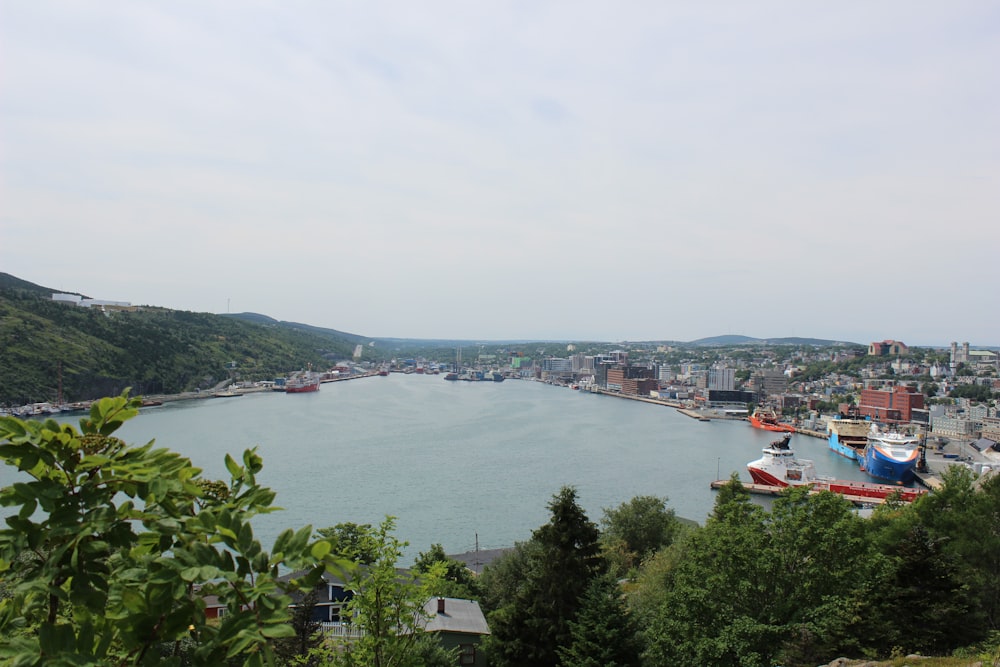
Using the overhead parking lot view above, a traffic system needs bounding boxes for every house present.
[418,597,491,667]
[277,570,355,628]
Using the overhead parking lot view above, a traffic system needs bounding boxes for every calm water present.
[4,374,872,559]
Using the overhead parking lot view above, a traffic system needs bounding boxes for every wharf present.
[708,479,918,506]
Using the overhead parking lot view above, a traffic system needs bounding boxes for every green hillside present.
[0,275,368,406]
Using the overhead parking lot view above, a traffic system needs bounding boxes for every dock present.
[708,479,918,506]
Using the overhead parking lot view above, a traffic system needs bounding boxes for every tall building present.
[751,370,787,397]
[708,367,735,391]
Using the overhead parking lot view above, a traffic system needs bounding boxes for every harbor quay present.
[581,384,995,500]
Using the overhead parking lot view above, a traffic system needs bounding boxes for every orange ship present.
[749,407,796,432]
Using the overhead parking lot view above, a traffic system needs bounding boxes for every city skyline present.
[2,2,998,346]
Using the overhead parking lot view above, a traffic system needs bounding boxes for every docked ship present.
[861,426,922,483]
[748,406,796,432]
[747,434,927,503]
[285,371,320,393]
[827,415,871,461]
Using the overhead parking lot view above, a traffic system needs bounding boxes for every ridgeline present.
[0,273,369,406]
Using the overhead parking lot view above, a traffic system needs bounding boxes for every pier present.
[708,479,920,506]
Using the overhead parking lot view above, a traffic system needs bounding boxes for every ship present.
[748,406,796,432]
[861,425,922,483]
[747,434,927,503]
[285,370,320,393]
[827,415,871,461]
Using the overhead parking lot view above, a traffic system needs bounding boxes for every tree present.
[273,589,323,666]
[316,522,378,565]
[315,516,447,667]
[643,482,877,666]
[0,392,350,666]
[484,486,603,667]
[411,544,478,600]
[600,495,679,578]
[557,574,643,667]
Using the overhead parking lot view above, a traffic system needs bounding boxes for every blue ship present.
[862,427,921,483]
[827,416,871,461]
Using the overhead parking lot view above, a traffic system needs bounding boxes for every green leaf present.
[224,453,242,479]
[310,540,331,560]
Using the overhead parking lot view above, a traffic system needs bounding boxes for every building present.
[858,385,925,423]
[750,370,788,397]
[708,367,735,391]
[868,340,908,356]
[52,293,135,311]
[606,366,654,393]
[419,597,491,667]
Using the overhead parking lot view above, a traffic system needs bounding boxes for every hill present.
[0,274,368,406]
[688,334,858,347]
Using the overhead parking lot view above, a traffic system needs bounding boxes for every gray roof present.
[447,548,512,574]
[420,598,491,636]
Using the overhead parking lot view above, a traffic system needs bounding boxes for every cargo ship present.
[748,406,796,432]
[747,434,927,503]
[862,426,922,483]
[285,371,320,393]
[827,415,871,461]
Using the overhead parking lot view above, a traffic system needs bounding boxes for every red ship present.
[747,434,927,503]
[748,406,796,432]
[285,371,320,393]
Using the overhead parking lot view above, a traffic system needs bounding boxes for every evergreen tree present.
[484,486,603,667]
[557,574,642,667]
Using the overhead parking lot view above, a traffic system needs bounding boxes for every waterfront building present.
[708,367,735,391]
[932,414,981,439]
[858,385,924,424]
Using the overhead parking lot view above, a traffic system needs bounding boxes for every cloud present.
[1,1,998,344]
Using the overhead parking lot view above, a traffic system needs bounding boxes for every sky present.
[1,2,998,346]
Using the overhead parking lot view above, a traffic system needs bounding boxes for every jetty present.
[708,479,924,506]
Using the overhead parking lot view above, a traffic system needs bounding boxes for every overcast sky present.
[2,2,997,346]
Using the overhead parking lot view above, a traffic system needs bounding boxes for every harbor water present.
[3,374,876,560]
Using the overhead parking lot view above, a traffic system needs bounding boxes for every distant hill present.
[0,272,85,298]
[222,312,371,346]
[688,334,860,347]
[0,276,368,405]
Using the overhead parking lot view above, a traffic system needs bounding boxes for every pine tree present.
[485,486,604,667]
[557,575,642,667]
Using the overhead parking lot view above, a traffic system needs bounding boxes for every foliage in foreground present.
[0,392,351,666]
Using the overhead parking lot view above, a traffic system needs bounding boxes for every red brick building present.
[858,385,924,423]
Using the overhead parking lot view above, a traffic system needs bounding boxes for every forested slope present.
[0,279,364,405]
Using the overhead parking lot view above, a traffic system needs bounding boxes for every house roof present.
[446,547,512,574]
[420,598,491,636]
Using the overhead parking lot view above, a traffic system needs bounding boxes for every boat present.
[491,371,505,382]
[861,425,922,483]
[827,415,871,461]
[443,372,459,381]
[748,406,796,432]
[747,434,927,503]
[285,371,320,393]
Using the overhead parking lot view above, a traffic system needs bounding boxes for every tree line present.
[2,393,999,666]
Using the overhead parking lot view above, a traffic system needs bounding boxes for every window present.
[459,644,476,666]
